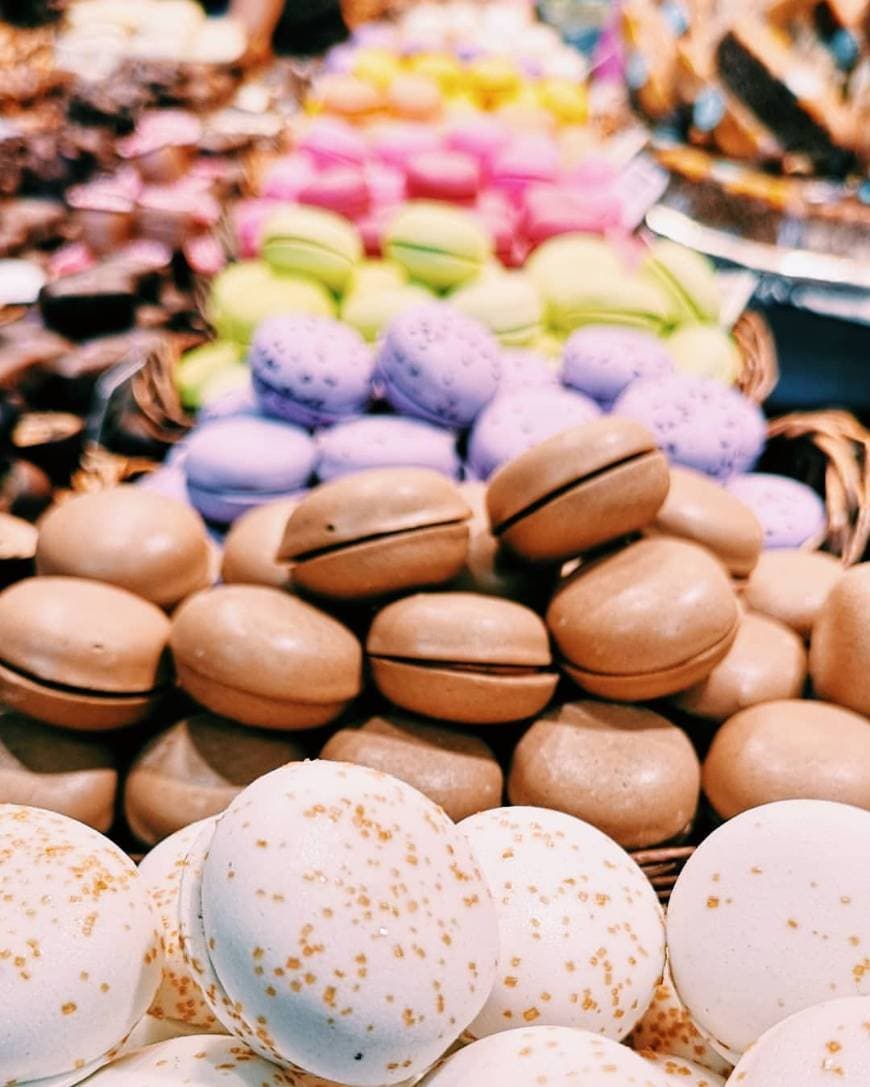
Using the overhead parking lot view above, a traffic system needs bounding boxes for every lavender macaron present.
[377,303,501,428]
[467,385,601,480]
[250,314,374,428]
[184,415,315,524]
[497,348,559,393]
[725,472,827,549]
[562,325,674,408]
[614,373,766,481]
[315,414,461,481]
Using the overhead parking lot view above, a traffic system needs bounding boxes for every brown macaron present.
[486,417,669,562]
[321,712,503,822]
[547,538,739,701]
[703,699,870,819]
[509,701,700,849]
[744,549,843,638]
[170,585,363,729]
[0,512,37,588]
[124,713,307,845]
[0,710,117,831]
[278,467,471,601]
[220,497,297,588]
[367,591,557,724]
[674,611,806,722]
[36,486,213,609]
[810,562,870,715]
[0,576,171,730]
[649,466,763,577]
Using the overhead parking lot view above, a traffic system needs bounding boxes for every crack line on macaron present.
[0,657,171,699]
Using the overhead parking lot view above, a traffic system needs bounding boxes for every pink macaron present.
[523,183,623,245]
[260,154,317,201]
[445,115,511,178]
[298,165,371,219]
[297,117,368,169]
[365,160,406,207]
[490,135,560,205]
[475,189,525,266]
[406,149,482,203]
[369,121,442,172]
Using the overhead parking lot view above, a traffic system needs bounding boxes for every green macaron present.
[341,283,434,342]
[667,324,741,384]
[208,260,336,345]
[176,341,244,410]
[450,272,543,346]
[385,202,491,291]
[261,205,363,294]
[641,239,721,325]
[544,271,674,335]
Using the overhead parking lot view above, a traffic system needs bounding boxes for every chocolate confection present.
[39,268,137,340]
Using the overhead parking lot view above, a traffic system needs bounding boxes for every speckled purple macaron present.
[377,303,501,428]
[467,385,601,480]
[250,314,374,428]
[498,349,559,393]
[315,414,461,481]
[613,373,766,480]
[185,414,315,524]
[562,325,674,408]
[725,472,827,548]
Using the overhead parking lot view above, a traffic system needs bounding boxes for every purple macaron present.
[315,414,462,482]
[498,349,560,393]
[562,325,674,408]
[613,373,766,480]
[377,303,501,428]
[725,472,827,548]
[184,415,315,524]
[250,315,374,429]
[467,385,601,480]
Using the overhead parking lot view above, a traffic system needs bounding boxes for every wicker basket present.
[732,309,779,404]
[630,846,696,905]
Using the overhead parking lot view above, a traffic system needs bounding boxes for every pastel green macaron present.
[450,271,543,346]
[176,341,243,410]
[667,323,741,384]
[261,204,363,293]
[526,234,623,296]
[545,270,674,335]
[208,260,335,345]
[341,282,434,342]
[347,260,409,294]
[385,201,491,291]
[641,239,721,325]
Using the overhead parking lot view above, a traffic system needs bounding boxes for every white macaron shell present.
[667,800,870,1062]
[639,1051,725,1086]
[0,805,162,1085]
[139,818,221,1029]
[458,807,665,1041]
[197,761,499,1086]
[420,1025,671,1086]
[730,996,870,1084]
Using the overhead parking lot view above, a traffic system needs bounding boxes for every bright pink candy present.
[445,116,511,177]
[365,161,406,207]
[523,184,623,245]
[118,109,202,157]
[490,135,560,203]
[298,117,368,169]
[369,122,442,171]
[565,156,619,188]
[298,166,371,219]
[356,204,397,258]
[184,234,227,276]
[406,150,481,203]
[260,154,317,201]
[475,189,524,266]
[48,243,95,278]
[233,198,280,258]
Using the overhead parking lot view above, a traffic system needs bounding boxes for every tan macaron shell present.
[743,549,843,637]
[0,577,171,729]
[703,699,870,819]
[0,710,117,832]
[509,701,700,848]
[367,591,557,724]
[36,486,213,608]
[810,562,870,716]
[547,539,739,701]
[125,713,307,845]
[486,417,669,562]
[220,497,297,588]
[321,713,503,822]
[170,585,363,729]
[279,468,471,600]
[675,611,806,721]
[649,466,763,577]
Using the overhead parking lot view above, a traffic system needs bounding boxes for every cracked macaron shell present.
[35,487,213,609]
[666,799,870,1063]
[486,417,669,562]
[546,538,739,701]
[178,760,500,1085]
[0,805,162,1086]
[458,807,665,1042]
[170,586,362,729]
